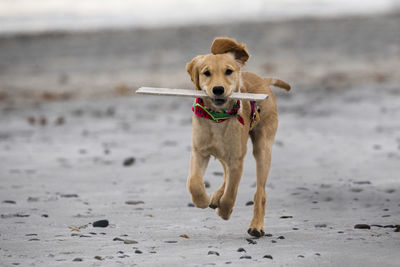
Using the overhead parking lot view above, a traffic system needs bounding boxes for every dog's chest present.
[192,116,247,160]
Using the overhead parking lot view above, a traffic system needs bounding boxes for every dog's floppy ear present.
[186,55,204,91]
[211,37,250,66]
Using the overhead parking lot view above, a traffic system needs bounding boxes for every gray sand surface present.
[1,13,400,266]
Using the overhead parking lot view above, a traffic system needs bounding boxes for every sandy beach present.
[0,13,400,266]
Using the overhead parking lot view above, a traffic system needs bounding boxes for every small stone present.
[292,228,299,230]
[208,251,220,256]
[92,220,109,228]
[123,157,135,167]
[164,240,178,243]
[2,200,16,204]
[27,197,39,202]
[265,233,273,237]
[246,238,257,245]
[94,256,103,260]
[354,224,371,229]
[125,200,144,205]
[113,237,124,241]
[124,239,138,244]
[240,255,252,259]
[134,249,142,254]
[246,201,254,206]
[280,215,293,219]
[271,240,277,243]
[298,255,304,258]
[28,238,40,241]
[315,253,321,256]
[237,248,246,252]
[213,172,223,176]
[277,236,285,239]
[60,194,78,198]
[315,224,327,228]
[179,234,189,239]
[72,258,83,262]
[79,235,91,238]
[187,203,195,207]
[263,255,273,259]
[204,181,211,188]
[41,214,49,218]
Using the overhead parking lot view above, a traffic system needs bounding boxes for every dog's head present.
[186,37,249,109]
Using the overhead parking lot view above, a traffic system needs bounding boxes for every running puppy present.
[186,37,291,237]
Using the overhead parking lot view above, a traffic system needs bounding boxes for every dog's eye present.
[203,70,211,77]
[225,69,233,75]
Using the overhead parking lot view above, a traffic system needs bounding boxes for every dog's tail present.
[264,78,291,92]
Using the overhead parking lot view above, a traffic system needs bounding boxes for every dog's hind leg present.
[187,151,211,208]
[209,160,227,209]
[248,131,274,237]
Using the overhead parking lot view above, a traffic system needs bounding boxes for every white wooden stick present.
[136,87,268,101]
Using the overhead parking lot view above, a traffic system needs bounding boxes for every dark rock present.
[2,200,16,204]
[240,255,252,259]
[271,240,277,243]
[123,157,135,167]
[280,215,293,219]
[263,255,273,259]
[204,181,211,188]
[60,194,79,198]
[225,262,232,264]
[354,224,371,229]
[237,248,246,252]
[246,238,257,245]
[246,201,254,206]
[93,220,109,227]
[113,237,124,241]
[298,255,305,258]
[25,234,37,236]
[134,249,142,254]
[213,172,223,176]
[164,240,178,243]
[28,238,40,241]
[315,224,327,228]
[94,256,103,261]
[125,200,144,205]
[124,239,138,244]
[277,236,285,239]
[292,228,299,230]
[265,233,273,237]
[89,232,97,235]
[72,258,83,262]
[315,253,321,256]
[353,181,371,185]
[188,203,195,207]
[118,255,129,258]
[41,214,49,218]
[79,235,91,238]
[208,251,220,256]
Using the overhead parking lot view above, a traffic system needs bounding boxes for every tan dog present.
[186,37,291,237]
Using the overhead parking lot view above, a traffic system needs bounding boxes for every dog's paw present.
[209,191,223,209]
[247,227,265,238]
[191,194,210,209]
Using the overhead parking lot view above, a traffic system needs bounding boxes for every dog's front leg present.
[187,151,210,208]
[217,160,244,220]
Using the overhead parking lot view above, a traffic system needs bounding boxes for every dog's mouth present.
[212,98,227,106]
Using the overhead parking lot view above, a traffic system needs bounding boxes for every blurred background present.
[0,0,400,103]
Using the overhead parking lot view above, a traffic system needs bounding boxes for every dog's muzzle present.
[212,86,227,106]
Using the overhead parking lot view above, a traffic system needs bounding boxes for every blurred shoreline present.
[0,12,399,106]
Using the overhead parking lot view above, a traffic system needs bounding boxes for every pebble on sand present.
[263,255,273,259]
[134,249,143,254]
[237,248,246,252]
[92,220,109,228]
[2,200,16,204]
[246,238,257,244]
[246,201,254,206]
[123,239,138,244]
[125,200,144,205]
[123,157,135,167]
[208,251,220,256]
[240,255,252,259]
[354,224,371,229]
[72,258,83,262]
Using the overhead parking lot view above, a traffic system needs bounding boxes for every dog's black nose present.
[212,86,225,96]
